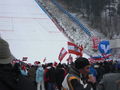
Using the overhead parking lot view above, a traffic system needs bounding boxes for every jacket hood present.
[69,65,80,78]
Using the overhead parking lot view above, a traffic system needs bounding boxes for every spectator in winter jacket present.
[62,57,94,90]
[0,38,36,90]
[46,63,56,90]
[20,65,28,76]
[55,63,66,90]
[97,73,120,90]
[89,65,97,90]
[43,64,51,90]
[28,65,37,84]
[36,64,44,90]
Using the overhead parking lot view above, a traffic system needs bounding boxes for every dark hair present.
[75,57,90,69]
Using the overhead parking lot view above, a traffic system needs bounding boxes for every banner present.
[98,40,111,54]
[91,56,104,61]
[22,57,28,61]
[92,36,100,50]
[89,54,112,63]
[98,40,112,59]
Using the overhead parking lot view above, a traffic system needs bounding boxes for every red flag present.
[67,42,83,56]
[53,61,58,67]
[22,57,28,61]
[79,45,83,56]
[92,36,100,50]
[58,48,67,62]
[34,61,40,65]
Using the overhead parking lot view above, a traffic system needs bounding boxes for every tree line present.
[60,0,120,39]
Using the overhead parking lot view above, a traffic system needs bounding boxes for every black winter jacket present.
[0,64,36,90]
[67,65,93,90]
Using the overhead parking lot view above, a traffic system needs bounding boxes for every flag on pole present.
[92,36,100,50]
[22,57,28,61]
[43,57,46,63]
[58,48,67,62]
[67,42,83,56]
[34,61,40,65]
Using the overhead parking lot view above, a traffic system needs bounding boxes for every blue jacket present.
[89,67,97,77]
[20,69,28,76]
[36,66,44,83]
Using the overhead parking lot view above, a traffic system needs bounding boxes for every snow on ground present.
[36,0,120,60]
[37,0,97,56]
[0,0,68,64]
[0,0,89,64]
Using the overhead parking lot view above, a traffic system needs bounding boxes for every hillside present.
[36,0,120,59]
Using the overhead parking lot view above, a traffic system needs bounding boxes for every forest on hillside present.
[58,0,120,39]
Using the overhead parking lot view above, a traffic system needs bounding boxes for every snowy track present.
[0,0,68,63]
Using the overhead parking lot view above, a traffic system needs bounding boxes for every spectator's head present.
[0,38,15,64]
[38,64,42,67]
[21,65,26,70]
[74,57,90,74]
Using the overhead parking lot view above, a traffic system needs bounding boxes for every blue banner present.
[98,40,111,54]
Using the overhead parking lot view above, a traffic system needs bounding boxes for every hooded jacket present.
[36,66,44,83]
[62,65,93,90]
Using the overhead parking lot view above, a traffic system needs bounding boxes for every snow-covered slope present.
[0,0,71,63]
[37,0,120,59]
[36,0,100,56]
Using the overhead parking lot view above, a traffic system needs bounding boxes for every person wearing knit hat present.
[75,57,90,69]
[62,57,94,90]
[0,38,15,64]
[74,57,91,75]
[0,38,36,90]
